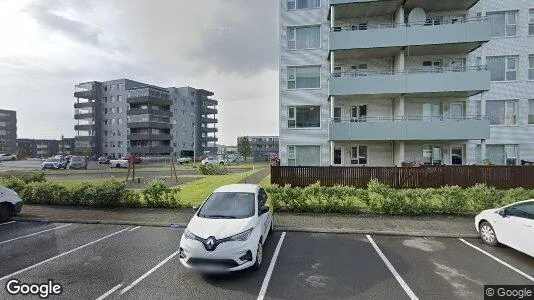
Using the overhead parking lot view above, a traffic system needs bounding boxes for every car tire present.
[0,204,11,222]
[479,221,498,246]
[251,241,263,271]
[11,157,16,161]
[219,162,224,165]
[116,163,121,168]
[269,218,274,235]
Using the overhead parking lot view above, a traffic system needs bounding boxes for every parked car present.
[98,156,110,164]
[67,156,88,169]
[65,155,74,163]
[110,159,130,168]
[124,154,142,164]
[0,186,23,222]
[179,184,273,273]
[41,158,67,170]
[177,157,192,164]
[475,199,534,257]
[0,154,17,161]
[201,157,225,165]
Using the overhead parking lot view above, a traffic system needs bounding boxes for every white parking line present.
[120,250,179,295]
[257,232,286,300]
[0,227,129,282]
[0,221,15,226]
[459,238,534,282]
[95,283,123,300]
[0,223,72,245]
[366,235,419,300]
[129,226,141,232]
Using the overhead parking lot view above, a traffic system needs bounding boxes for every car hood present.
[477,208,499,217]
[186,215,256,240]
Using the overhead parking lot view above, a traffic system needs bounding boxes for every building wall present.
[0,109,17,154]
[279,0,330,166]
[237,136,279,161]
[469,0,534,164]
[169,87,196,157]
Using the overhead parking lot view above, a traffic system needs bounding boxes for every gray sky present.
[0,0,279,145]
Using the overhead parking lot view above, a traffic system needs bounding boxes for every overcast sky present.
[0,0,279,145]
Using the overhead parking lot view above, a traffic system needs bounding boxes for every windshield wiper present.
[204,215,237,219]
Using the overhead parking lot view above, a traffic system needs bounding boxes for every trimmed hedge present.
[265,180,534,216]
[198,164,229,175]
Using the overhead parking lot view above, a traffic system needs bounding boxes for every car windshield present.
[198,192,255,219]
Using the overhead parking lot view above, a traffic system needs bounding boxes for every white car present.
[179,184,273,273]
[109,159,130,168]
[475,199,534,257]
[0,186,23,222]
[0,154,17,161]
[201,157,225,165]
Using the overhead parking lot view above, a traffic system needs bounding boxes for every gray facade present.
[16,138,75,158]
[74,79,218,158]
[238,136,279,162]
[0,109,17,154]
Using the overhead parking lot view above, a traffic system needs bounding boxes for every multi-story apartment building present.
[74,79,218,158]
[280,0,531,167]
[17,138,75,158]
[237,136,279,161]
[0,109,17,154]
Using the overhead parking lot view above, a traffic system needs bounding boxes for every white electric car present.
[475,199,534,257]
[179,184,273,273]
[0,186,23,222]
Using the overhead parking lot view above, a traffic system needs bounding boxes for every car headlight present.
[228,228,253,242]
[183,229,198,240]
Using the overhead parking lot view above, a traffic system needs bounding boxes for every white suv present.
[201,157,225,165]
[0,186,23,222]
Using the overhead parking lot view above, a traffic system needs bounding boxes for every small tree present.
[16,148,29,160]
[237,137,252,162]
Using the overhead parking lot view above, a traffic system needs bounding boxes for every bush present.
[198,164,228,175]
[21,182,70,205]
[142,179,183,208]
[0,177,27,194]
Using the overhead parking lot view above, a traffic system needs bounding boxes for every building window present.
[118,141,123,148]
[487,145,518,165]
[288,106,320,128]
[529,55,534,80]
[117,95,123,102]
[487,11,517,37]
[103,97,107,103]
[182,110,186,115]
[287,145,320,166]
[487,56,517,81]
[487,100,518,125]
[110,96,115,102]
[350,105,367,122]
[529,100,534,124]
[451,146,463,165]
[333,106,342,122]
[118,83,122,91]
[530,9,534,36]
[118,118,123,125]
[350,146,368,165]
[287,0,320,10]
[333,147,342,165]
[422,145,442,165]
[287,26,320,50]
[287,66,320,89]
[182,100,186,106]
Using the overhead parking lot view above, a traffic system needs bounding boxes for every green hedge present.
[265,180,534,215]
[198,164,229,175]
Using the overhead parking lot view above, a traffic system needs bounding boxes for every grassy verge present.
[259,175,271,187]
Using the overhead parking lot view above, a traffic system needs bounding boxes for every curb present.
[11,217,479,238]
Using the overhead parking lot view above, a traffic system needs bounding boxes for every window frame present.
[333,146,342,165]
[530,9,534,36]
[529,55,534,81]
[287,105,321,129]
[487,11,518,38]
[350,145,368,165]
[422,145,443,165]
[529,100,534,125]
[287,0,320,11]
[487,100,519,126]
[487,56,518,82]
[286,26,321,50]
[287,66,321,90]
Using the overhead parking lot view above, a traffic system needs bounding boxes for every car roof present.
[214,184,259,194]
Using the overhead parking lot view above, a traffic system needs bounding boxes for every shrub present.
[0,177,27,194]
[21,182,70,205]
[142,179,183,208]
[198,164,228,175]
[19,172,46,183]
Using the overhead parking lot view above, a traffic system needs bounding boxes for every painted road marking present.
[367,235,419,300]
[0,221,15,226]
[95,283,123,300]
[120,250,179,295]
[0,223,72,245]
[257,232,287,300]
[0,227,129,281]
[459,238,534,282]
[129,226,141,232]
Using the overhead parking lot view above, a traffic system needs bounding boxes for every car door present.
[500,202,534,255]
[258,188,270,242]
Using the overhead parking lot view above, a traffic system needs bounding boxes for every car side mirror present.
[259,205,270,215]
[498,209,507,217]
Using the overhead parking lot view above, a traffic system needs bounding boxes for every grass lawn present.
[50,178,108,188]
[259,175,271,187]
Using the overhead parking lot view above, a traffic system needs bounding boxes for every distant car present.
[475,199,534,257]
[65,155,74,163]
[41,158,67,170]
[0,154,17,161]
[53,155,65,160]
[177,157,192,164]
[201,157,225,165]
[0,186,23,222]
[110,159,130,168]
[98,156,110,164]
[124,154,142,164]
[67,156,88,169]
[179,184,273,273]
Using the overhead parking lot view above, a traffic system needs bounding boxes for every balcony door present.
[423,103,442,121]
[450,103,464,120]
[351,105,367,122]
[333,106,342,123]
[451,59,466,72]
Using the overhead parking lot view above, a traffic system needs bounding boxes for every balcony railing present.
[332,66,487,78]
[331,17,487,32]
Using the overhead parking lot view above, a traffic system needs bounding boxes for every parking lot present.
[1,221,533,300]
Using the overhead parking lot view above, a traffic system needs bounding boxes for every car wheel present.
[11,157,16,161]
[251,241,263,271]
[479,221,498,246]
[116,163,121,168]
[0,204,11,222]
[219,162,224,165]
[269,218,274,235]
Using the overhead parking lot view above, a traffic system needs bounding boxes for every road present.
[1,221,533,299]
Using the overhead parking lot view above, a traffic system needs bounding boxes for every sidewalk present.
[12,204,478,238]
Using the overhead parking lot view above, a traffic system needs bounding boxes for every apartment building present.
[280,0,532,166]
[74,79,218,158]
[17,138,75,158]
[237,136,279,161]
[0,109,17,154]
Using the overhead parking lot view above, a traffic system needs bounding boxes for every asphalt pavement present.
[1,221,533,299]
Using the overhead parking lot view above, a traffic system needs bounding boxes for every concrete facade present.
[0,109,17,154]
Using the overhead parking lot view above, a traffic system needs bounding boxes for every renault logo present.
[206,237,216,250]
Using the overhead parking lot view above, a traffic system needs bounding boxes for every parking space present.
[0,221,532,300]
